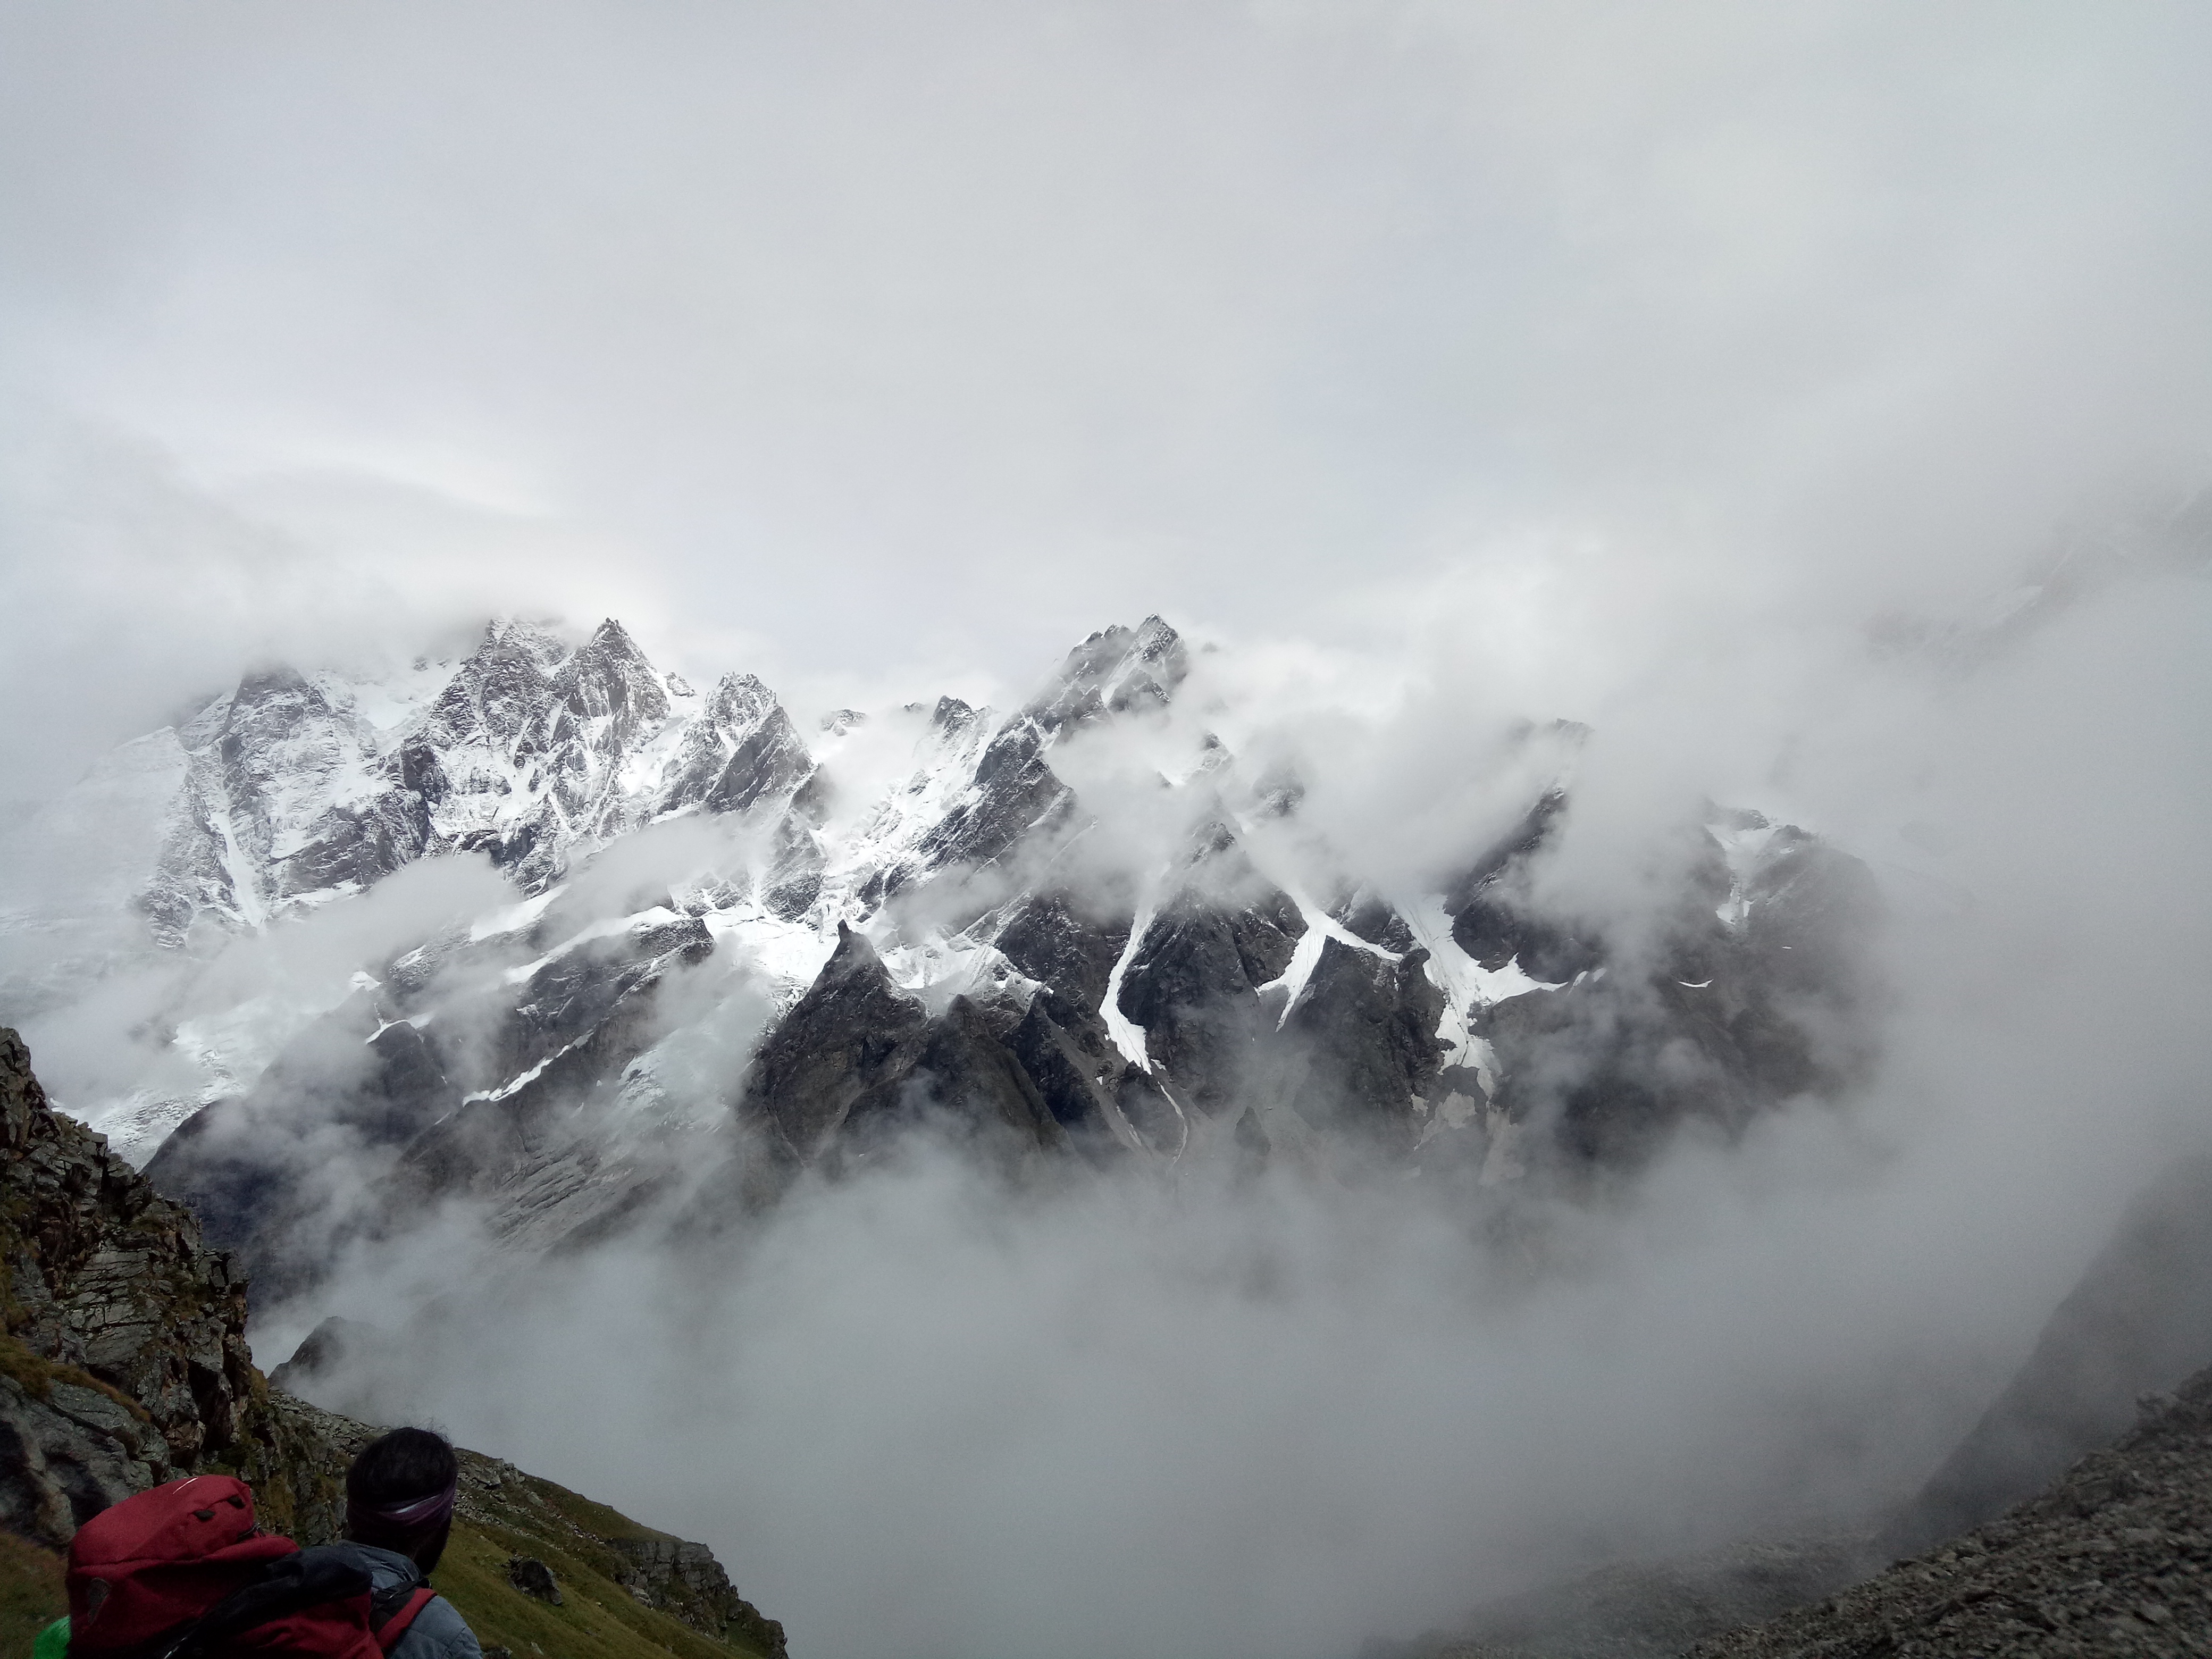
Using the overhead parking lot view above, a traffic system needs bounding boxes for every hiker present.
[55,1428,483,1658]
[319,1426,485,1659]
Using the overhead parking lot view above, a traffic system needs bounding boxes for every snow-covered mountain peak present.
[1025,614,1189,735]
[7,609,1876,1241]
[550,617,673,745]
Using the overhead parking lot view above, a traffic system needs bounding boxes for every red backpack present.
[66,1477,437,1659]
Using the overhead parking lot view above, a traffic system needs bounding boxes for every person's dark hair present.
[345,1426,460,1571]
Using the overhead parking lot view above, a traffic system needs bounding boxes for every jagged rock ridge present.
[5,613,1880,1286]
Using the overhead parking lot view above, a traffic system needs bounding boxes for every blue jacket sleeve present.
[387,1594,484,1659]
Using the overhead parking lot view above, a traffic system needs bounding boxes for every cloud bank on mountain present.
[4,1,2211,801]
[1,6,2209,1659]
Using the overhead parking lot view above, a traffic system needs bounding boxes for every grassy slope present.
[438,1510,744,1659]
[0,1530,64,1656]
[0,1499,769,1659]
[1,1434,775,1659]
[434,1461,768,1659]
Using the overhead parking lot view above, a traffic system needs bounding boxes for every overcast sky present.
[5,16,2210,1652]
[3,1,2209,793]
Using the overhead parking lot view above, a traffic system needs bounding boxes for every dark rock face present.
[991,892,1131,1012]
[1462,807,1881,1171]
[553,620,671,750]
[372,917,719,1245]
[738,925,934,1162]
[1228,888,1305,986]
[1116,896,1275,1117]
[655,672,806,818]
[703,705,816,818]
[0,1026,309,1544]
[1445,790,1603,981]
[843,995,1067,1164]
[918,719,1073,874]
[2,1029,254,1510]
[146,905,718,1291]
[1330,888,1417,956]
[1883,1152,2212,1557]
[761,809,825,921]
[278,789,434,900]
[265,1317,384,1401]
[736,928,1070,1176]
[1101,812,1319,1125]
[145,991,464,1294]
[1284,940,1447,1147]
[1004,992,1174,1159]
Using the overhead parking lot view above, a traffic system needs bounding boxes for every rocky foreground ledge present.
[1688,1369,2212,1659]
[0,1026,785,1659]
[1388,1376,2212,1659]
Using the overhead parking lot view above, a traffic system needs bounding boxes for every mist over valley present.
[4,6,2210,1656]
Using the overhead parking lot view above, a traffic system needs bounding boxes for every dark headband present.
[346,1478,457,1543]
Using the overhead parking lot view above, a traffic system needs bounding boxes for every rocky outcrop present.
[507,1555,564,1603]
[2,1027,257,1540]
[1284,939,1447,1148]
[145,991,462,1259]
[1114,874,1310,1121]
[657,672,813,820]
[734,926,1069,1177]
[916,718,1074,875]
[1004,991,1177,1159]
[1444,789,1601,984]
[609,1535,789,1656]
[1462,806,1880,1172]
[737,925,934,1162]
[1021,616,1188,735]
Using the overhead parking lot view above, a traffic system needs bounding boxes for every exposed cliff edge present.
[0,1025,785,1659]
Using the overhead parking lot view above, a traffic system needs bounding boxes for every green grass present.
[531,1480,677,1547]
[0,1501,773,1659]
[434,1512,759,1659]
[0,1530,65,1658]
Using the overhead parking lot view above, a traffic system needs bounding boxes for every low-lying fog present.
[4,5,2209,1657]
[260,568,2210,1659]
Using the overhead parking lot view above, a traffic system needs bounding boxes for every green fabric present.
[32,1616,67,1659]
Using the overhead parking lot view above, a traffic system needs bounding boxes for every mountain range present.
[0,614,1879,1289]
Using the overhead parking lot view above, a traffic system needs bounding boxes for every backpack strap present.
[373,1587,439,1652]
[151,1554,374,1659]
